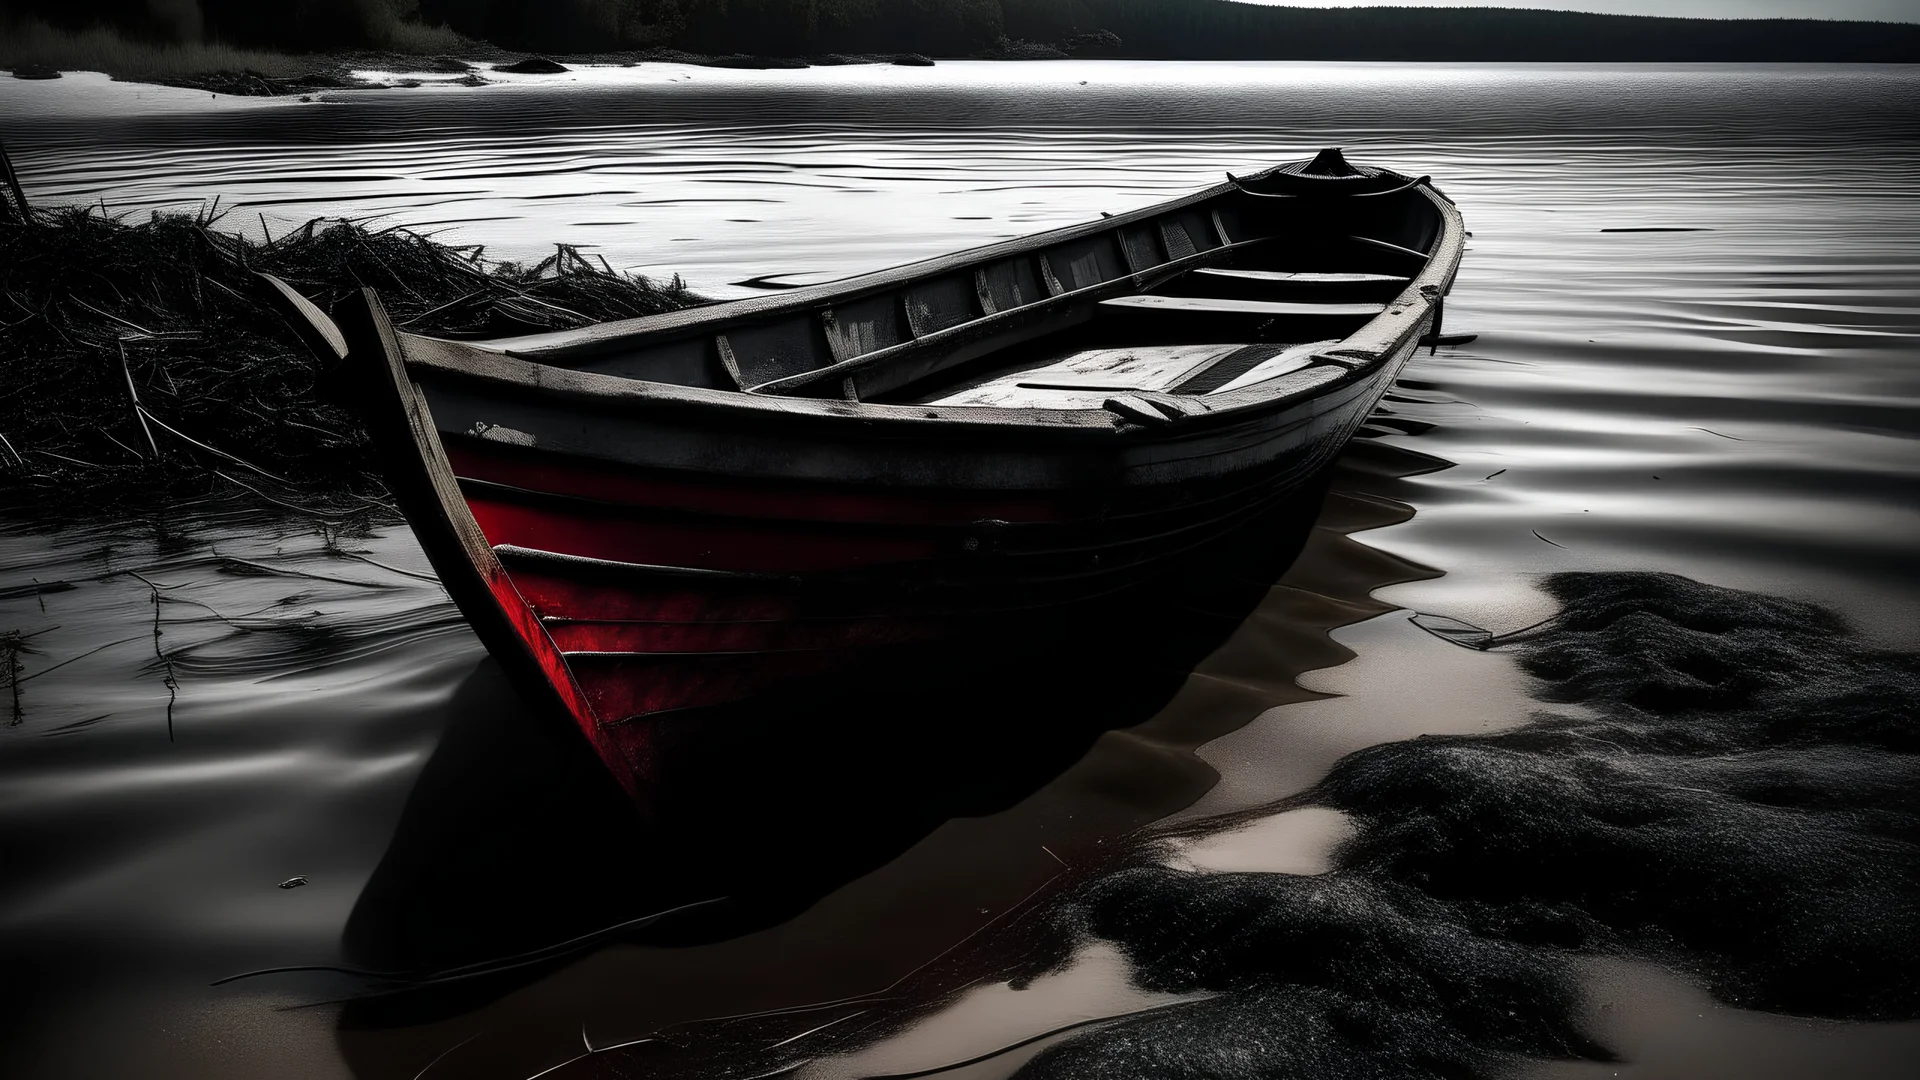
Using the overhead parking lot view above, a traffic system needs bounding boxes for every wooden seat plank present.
[1100,295,1387,318]
[1347,234,1432,263]
[1176,339,1340,396]
[1192,269,1410,286]
[930,343,1243,409]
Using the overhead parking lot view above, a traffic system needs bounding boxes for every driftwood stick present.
[330,549,441,583]
[117,341,160,457]
[127,570,179,742]
[141,412,287,482]
[75,296,160,338]
[2,632,22,726]
[10,635,142,687]
[30,448,102,469]
[0,136,27,224]
[100,428,146,462]
[215,553,396,589]
[397,288,485,327]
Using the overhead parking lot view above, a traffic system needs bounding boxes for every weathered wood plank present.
[1043,234,1127,292]
[752,234,1281,397]
[1201,342,1330,396]
[0,137,29,224]
[930,344,1244,408]
[723,316,834,388]
[1347,234,1431,263]
[903,275,977,338]
[1118,224,1162,274]
[573,336,731,389]
[822,293,903,361]
[1100,295,1387,318]
[255,273,348,361]
[1192,269,1410,286]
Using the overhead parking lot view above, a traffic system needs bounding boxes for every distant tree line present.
[1034,0,1920,62]
[3,0,1916,61]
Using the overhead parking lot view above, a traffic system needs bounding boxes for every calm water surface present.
[2,62,1917,1079]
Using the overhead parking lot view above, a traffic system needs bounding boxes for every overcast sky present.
[1239,1,1920,22]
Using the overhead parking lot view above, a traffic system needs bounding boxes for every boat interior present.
[468,165,1451,413]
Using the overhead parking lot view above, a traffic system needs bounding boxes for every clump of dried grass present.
[0,202,702,510]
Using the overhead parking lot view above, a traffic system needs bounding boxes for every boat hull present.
[284,155,1465,809]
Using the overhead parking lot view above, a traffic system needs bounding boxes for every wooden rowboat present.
[262,149,1465,806]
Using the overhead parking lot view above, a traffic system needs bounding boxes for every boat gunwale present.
[472,164,1285,360]
[394,182,1464,439]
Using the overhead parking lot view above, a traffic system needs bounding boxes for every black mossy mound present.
[162,69,369,96]
[0,206,702,508]
[980,38,1070,61]
[1520,571,1919,752]
[807,52,935,67]
[1015,571,1920,1078]
[1033,870,1608,1080]
[701,53,812,69]
[9,64,61,80]
[497,56,569,74]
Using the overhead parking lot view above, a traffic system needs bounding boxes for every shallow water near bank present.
[2,62,1917,1079]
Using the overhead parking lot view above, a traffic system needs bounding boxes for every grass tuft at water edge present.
[0,203,704,513]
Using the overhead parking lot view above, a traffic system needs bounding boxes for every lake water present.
[2,61,1918,1079]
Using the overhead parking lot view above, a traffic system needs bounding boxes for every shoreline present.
[4,2,1914,94]
[2,48,950,98]
[8,43,1920,99]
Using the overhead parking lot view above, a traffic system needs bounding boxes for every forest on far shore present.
[4,0,1918,62]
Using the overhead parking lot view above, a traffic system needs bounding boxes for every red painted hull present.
[442,436,1336,729]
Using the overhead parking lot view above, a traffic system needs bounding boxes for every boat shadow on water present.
[317,439,1454,1080]
[336,476,1343,1026]
[328,447,1444,1073]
